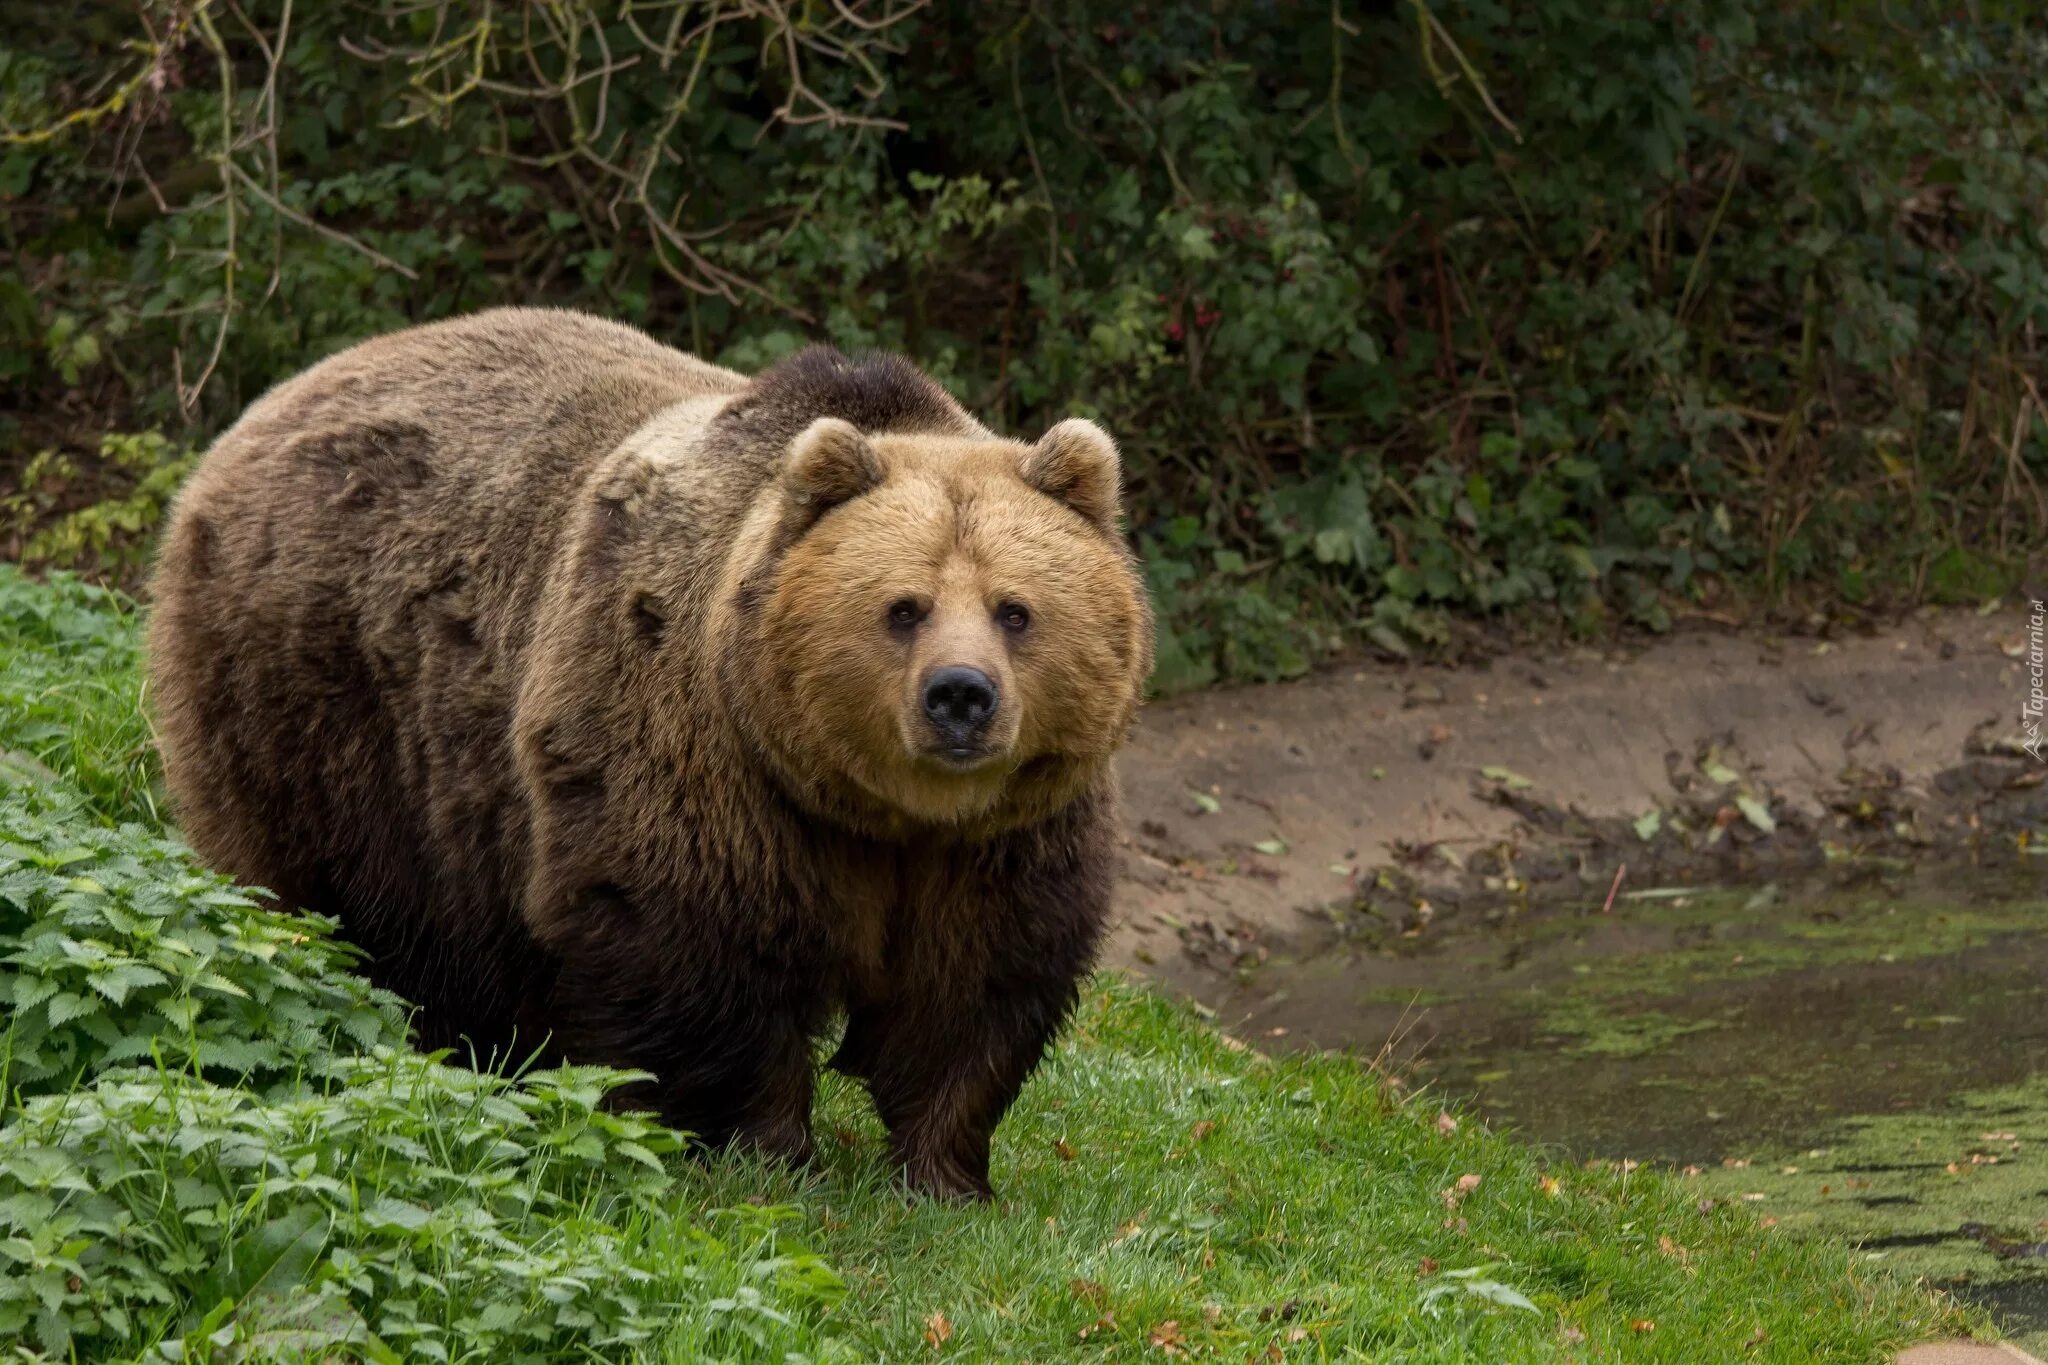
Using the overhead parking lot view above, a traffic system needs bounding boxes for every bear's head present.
[721,410,1150,836]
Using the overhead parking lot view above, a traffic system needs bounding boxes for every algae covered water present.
[1182,866,2048,1350]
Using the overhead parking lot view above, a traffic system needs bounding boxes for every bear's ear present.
[783,417,883,524]
[1021,419,1122,532]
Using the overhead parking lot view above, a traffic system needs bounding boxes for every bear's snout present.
[922,665,999,755]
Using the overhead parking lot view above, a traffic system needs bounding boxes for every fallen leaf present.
[1076,1311,1117,1342]
[1054,1138,1077,1161]
[1252,837,1287,856]
[1148,1319,1186,1353]
[1188,790,1221,815]
[1561,1324,1588,1344]
[1734,793,1777,833]
[1481,765,1534,790]
[1418,1256,1440,1276]
[1441,1173,1482,1207]
[924,1311,953,1348]
[1190,1120,1216,1143]
[1633,808,1663,842]
[1631,1318,1657,1334]
[1070,1279,1108,1306]
[1285,1326,1308,1343]
[1435,1111,1459,1136]
[1538,1174,1562,1198]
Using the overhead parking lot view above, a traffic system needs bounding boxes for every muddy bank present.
[1109,604,2048,972]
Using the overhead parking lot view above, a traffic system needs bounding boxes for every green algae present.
[1191,865,2048,1348]
[1693,1079,2048,1354]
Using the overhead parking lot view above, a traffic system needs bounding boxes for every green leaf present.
[181,1207,329,1334]
[1479,766,1534,791]
[1734,794,1777,834]
[1252,838,1287,856]
[1633,809,1663,842]
[1699,750,1741,786]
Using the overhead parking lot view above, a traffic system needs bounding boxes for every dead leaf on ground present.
[1149,1319,1187,1353]
[1440,1173,1482,1207]
[1190,1119,1217,1142]
[1418,1257,1439,1277]
[1630,1318,1657,1334]
[924,1311,953,1348]
[1538,1174,1562,1198]
[1070,1279,1108,1306]
[1076,1311,1117,1341]
[1054,1137,1077,1161]
[1435,1111,1459,1135]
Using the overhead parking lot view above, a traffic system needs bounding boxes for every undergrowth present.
[5,4,2045,685]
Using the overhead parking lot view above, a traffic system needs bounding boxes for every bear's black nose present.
[923,666,998,743]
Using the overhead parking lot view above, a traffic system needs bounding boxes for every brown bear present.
[145,307,1150,1200]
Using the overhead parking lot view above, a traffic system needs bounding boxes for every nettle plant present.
[0,1053,842,1361]
[0,783,406,1105]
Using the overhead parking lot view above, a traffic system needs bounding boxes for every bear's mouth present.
[926,743,1000,773]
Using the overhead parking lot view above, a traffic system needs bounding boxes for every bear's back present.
[147,308,746,1044]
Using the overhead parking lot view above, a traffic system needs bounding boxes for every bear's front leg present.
[837,991,1074,1201]
[836,808,1113,1199]
[546,932,820,1166]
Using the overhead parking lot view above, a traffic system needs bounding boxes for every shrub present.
[0,1056,841,1362]
[4,4,2043,679]
[0,780,405,1107]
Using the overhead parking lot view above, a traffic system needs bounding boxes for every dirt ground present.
[1109,603,2048,974]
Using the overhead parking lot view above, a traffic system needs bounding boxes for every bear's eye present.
[887,598,923,630]
[997,602,1032,633]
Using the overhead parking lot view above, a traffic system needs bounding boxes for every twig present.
[223,162,421,281]
[1599,862,1627,914]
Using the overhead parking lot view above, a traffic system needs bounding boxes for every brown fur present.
[146,308,1150,1199]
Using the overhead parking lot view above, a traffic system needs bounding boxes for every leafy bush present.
[0,1057,840,1362]
[0,780,405,1106]
[4,4,2044,680]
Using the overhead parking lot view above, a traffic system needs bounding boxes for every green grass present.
[0,565,1970,1361]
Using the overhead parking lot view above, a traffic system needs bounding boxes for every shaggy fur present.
[146,307,1150,1199]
